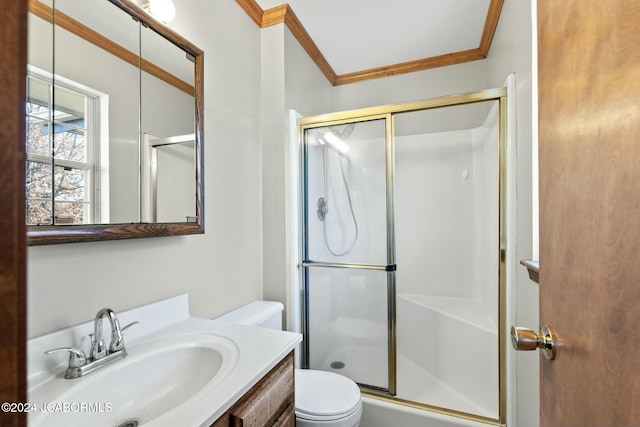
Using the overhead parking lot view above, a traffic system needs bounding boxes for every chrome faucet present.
[91,308,124,359]
[46,308,137,379]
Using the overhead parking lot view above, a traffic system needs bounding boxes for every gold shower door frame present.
[299,87,508,426]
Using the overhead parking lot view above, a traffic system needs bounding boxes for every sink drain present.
[116,419,140,427]
[330,361,345,369]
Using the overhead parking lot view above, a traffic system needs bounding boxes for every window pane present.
[26,160,53,226]
[54,165,87,202]
[26,102,50,115]
[53,85,87,162]
[53,127,87,162]
[27,77,50,113]
[26,116,51,156]
[26,161,52,199]
[26,77,51,156]
[25,71,98,227]
[54,202,87,225]
[26,200,52,226]
[53,85,86,122]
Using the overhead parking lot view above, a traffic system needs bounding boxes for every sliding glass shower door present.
[393,100,501,419]
[299,87,508,424]
[302,117,396,393]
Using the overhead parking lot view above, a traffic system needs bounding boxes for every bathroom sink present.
[28,333,239,427]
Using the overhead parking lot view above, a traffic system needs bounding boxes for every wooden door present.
[538,0,640,426]
[0,0,28,426]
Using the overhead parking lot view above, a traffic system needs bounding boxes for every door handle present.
[510,324,556,360]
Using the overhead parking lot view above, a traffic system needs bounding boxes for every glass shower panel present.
[307,267,390,391]
[393,100,500,418]
[305,119,387,266]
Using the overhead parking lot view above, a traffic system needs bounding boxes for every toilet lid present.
[295,369,361,419]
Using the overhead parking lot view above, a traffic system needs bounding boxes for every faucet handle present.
[109,321,139,353]
[89,333,106,360]
[45,347,87,369]
[121,321,139,334]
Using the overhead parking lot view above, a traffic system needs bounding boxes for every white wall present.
[27,0,264,337]
[260,25,287,312]
[261,26,333,322]
[332,60,489,112]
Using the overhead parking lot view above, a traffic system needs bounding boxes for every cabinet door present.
[271,404,295,427]
[231,353,294,426]
[212,352,295,427]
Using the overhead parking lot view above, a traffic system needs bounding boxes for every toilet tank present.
[214,301,284,330]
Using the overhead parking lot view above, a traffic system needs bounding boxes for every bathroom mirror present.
[26,0,204,245]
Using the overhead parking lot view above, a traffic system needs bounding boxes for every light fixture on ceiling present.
[142,0,176,23]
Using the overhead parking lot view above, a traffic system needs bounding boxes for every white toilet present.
[214,301,362,427]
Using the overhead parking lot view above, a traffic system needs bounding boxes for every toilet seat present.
[295,369,362,421]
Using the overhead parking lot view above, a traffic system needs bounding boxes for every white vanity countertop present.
[148,317,301,426]
[27,295,302,427]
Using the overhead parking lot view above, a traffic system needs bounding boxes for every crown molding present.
[480,0,505,56]
[334,48,487,86]
[28,0,195,95]
[236,0,263,26]
[238,0,504,86]
[263,5,337,84]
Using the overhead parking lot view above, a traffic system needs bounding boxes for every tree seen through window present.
[25,72,95,225]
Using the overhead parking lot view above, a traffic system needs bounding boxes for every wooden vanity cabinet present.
[211,351,295,427]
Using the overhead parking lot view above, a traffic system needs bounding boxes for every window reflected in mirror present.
[26,70,107,226]
[26,0,204,245]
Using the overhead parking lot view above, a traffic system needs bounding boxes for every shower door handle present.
[510,324,556,360]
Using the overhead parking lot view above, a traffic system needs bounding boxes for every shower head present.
[320,123,355,154]
[321,131,349,154]
[329,123,355,140]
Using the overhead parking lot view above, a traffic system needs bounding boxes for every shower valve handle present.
[511,325,556,360]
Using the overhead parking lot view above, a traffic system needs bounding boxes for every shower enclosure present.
[299,88,508,424]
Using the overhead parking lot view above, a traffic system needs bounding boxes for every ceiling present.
[243,0,504,85]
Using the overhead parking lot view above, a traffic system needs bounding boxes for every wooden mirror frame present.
[27,0,204,245]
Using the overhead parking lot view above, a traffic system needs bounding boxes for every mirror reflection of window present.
[26,0,204,244]
[25,67,108,225]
